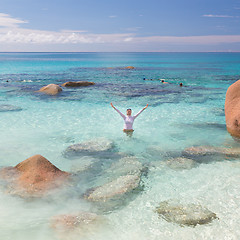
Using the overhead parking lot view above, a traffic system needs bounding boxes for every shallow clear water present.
[0,52,240,239]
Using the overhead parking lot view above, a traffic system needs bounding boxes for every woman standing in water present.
[110,103,148,136]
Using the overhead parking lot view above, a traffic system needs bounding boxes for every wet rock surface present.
[64,138,115,157]
[105,156,144,178]
[50,211,106,239]
[38,84,62,95]
[124,66,135,69]
[225,79,240,138]
[61,81,95,87]
[146,145,181,159]
[156,201,217,226]
[183,146,240,158]
[51,212,102,230]
[85,174,141,202]
[70,156,97,173]
[163,157,197,170]
[0,154,69,197]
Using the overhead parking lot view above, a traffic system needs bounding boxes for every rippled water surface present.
[0,52,240,240]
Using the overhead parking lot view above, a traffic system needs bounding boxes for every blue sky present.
[0,0,240,51]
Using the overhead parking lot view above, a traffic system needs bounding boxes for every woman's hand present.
[110,102,114,108]
[143,104,148,110]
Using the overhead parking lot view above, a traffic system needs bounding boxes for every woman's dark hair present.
[127,108,131,111]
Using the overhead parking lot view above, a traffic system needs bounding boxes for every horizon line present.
[0,51,240,53]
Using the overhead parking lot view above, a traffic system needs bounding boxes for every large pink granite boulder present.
[0,154,69,196]
[225,80,240,138]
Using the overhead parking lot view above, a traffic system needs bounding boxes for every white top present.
[114,107,145,130]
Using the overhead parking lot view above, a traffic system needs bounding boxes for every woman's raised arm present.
[134,104,148,119]
[110,102,125,119]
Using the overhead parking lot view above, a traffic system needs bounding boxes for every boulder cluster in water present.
[65,138,145,206]
[37,81,95,95]
[36,66,136,95]
[5,78,240,234]
[147,140,240,227]
[0,137,147,235]
[0,136,224,235]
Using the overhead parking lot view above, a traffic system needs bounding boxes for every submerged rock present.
[183,146,240,157]
[85,174,140,202]
[51,212,102,231]
[64,138,114,157]
[0,104,22,112]
[0,154,69,197]
[51,211,106,239]
[105,156,144,178]
[220,148,240,157]
[70,156,97,173]
[156,201,217,226]
[61,81,95,87]
[164,157,197,170]
[183,146,221,156]
[146,145,180,159]
[225,79,240,139]
[38,84,62,95]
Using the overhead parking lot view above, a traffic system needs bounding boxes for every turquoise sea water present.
[0,52,240,239]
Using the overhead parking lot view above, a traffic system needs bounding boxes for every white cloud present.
[109,15,117,18]
[1,12,240,51]
[0,12,134,44]
[134,35,240,45]
[0,13,27,28]
[124,37,133,42]
[202,14,235,18]
[1,25,240,46]
[0,28,134,44]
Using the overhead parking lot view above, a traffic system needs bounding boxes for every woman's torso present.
[123,116,135,129]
